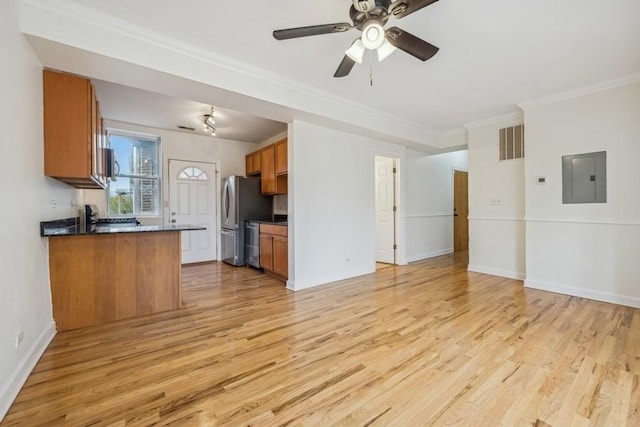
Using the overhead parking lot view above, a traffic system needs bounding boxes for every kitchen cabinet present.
[260,144,276,194]
[258,139,287,195]
[44,70,108,189]
[275,138,287,175]
[48,231,181,331]
[259,223,288,281]
[245,150,261,176]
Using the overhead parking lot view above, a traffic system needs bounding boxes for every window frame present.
[106,129,162,218]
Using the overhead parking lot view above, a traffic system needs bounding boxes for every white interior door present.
[375,156,395,264]
[168,160,217,264]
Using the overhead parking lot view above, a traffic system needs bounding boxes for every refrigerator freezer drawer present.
[221,228,243,266]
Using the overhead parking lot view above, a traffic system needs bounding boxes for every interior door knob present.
[171,219,176,223]
[171,211,176,216]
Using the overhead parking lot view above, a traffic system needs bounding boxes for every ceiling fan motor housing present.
[350,0,392,29]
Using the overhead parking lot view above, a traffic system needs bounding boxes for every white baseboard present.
[525,279,640,309]
[0,321,56,421]
[467,264,525,281]
[285,280,295,291]
[407,248,453,263]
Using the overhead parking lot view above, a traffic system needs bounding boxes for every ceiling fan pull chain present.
[369,52,374,86]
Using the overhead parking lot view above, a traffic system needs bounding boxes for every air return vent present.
[499,124,524,161]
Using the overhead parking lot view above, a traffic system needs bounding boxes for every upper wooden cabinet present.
[275,138,287,175]
[245,150,261,176]
[260,144,276,194]
[44,70,108,189]
[246,138,288,195]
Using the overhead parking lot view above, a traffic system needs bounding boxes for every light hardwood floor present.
[3,252,639,426]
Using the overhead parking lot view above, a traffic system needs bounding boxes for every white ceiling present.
[33,0,640,140]
[93,80,287,142]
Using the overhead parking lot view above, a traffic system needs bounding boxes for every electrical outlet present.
[489,199,502,206]
[345,257,350,263]
[15,330,24,348]
[51,200,57,208]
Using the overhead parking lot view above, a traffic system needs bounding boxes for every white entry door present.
[375,156,396,264]
[168,160,217,264]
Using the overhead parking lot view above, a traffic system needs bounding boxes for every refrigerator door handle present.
[222,180,229,225]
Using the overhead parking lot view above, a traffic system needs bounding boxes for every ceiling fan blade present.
[386,26,439,61]
[388,0,439,19]
[273,23,352,40]
[334,55,356,78]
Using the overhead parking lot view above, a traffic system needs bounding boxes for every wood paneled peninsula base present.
[44,224,203,331]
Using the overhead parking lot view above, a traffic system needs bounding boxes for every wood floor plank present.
[3,252,640,426]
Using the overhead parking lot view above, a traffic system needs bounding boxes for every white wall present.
[467,116,526,279]
[0,0,81,419]
[523,82,640,307]
[404,149,468,261]
[84,120,259,225]
[289,121,405,290]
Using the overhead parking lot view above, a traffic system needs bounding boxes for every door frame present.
[372,153,404,267]
[163,154,221,261]
[451,166,469,252]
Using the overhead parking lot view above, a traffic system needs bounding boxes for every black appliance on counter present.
[82,204,139,231]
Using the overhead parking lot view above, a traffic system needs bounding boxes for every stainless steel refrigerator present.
[221,175,272,266]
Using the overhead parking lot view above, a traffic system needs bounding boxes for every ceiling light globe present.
[361,22,385,50]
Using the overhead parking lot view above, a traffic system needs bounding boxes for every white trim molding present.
[407,248,453,263]
[0,321,56,420]
[468,265,525,281]
[463,111,524,130]
[525,279,640,309]
[525,217,640,227]
[517,73,640,110]
[468,216,525,222]
[405,213,452,219]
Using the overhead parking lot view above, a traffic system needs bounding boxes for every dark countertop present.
[41,217,205,237]
[254,220,288,226]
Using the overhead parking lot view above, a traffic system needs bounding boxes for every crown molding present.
[439,127,467,137]
[517,73,640,110]
[21,0,439,139]
[463,111,523,130]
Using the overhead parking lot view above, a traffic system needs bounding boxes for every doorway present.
[168,159,217,264]
[453,169,469,252]
[375,156,397,265]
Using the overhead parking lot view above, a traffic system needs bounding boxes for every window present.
[178,167,209,180]
[107,132,160,216]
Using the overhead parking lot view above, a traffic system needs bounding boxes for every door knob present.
[171,211,176,216]
[171,219,176,223]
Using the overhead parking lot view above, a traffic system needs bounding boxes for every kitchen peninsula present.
[41,219,204,331]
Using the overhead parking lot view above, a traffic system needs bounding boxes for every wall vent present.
[499,124,524,161]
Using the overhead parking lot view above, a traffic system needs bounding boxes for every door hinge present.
[393,206,397,212]
[393,244,397,250]
[393,167,397,173]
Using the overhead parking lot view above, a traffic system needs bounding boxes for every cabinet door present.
[253,151,261,174]
[259,234,274,271]
[245,153,253,176]
[275,139,287,175]
[273,235,288,279]
[261,145,276,194]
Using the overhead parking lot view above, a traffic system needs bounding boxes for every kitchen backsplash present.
[273,194,288,215]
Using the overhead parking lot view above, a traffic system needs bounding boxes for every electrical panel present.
[562,151,606,204]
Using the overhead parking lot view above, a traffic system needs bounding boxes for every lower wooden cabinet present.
[48,232,182,331]
[259,224,288,281]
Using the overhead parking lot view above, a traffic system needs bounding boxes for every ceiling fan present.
[273,0,440,78]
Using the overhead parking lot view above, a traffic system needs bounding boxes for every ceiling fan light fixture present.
[345,39,366,64]
[376,38,397,62]
[361,21,385,50]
